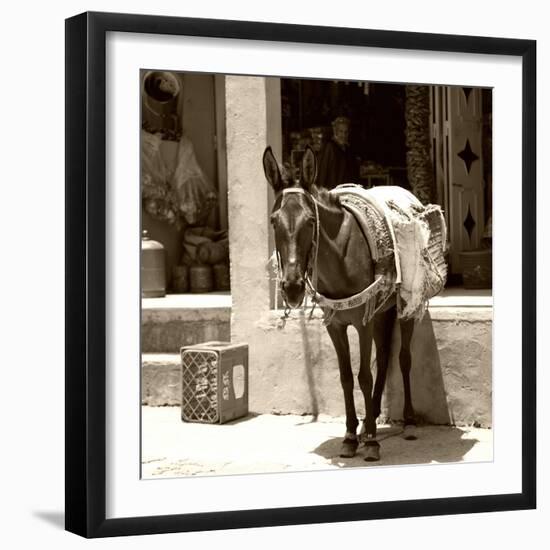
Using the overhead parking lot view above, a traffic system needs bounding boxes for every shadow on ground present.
[32,510,65,529]
[223,412,260,425]
[312,425,480,467]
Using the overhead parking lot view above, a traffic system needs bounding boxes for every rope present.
[367,427,405,443]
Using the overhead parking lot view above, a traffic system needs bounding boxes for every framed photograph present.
[65,11,536,538]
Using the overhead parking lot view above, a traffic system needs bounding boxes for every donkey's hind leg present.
[399,318,417,440]
[326,323,359,458]
[372,306,397,421]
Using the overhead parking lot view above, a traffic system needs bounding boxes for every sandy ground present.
[141,406,493,478]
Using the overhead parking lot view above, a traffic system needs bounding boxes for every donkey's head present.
[263,146,317,308]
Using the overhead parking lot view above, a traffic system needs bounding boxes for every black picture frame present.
[65,11,536,538]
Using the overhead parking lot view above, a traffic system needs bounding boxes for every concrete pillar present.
[265,78,283,307]
[225,76,280,326]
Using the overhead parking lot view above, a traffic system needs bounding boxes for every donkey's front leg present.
[326,323,359,458]
[356,322,379,461]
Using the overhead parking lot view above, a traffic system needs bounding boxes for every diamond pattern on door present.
[463,204,476,241]
[457,139,479,175]
[462,87,473,102]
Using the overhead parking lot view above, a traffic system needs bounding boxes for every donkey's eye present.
[270,213,279,226]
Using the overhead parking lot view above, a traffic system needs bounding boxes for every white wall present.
[1,1,547,549]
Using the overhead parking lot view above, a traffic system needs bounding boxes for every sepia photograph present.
[140,70,493,478]
[60,6,538,539]
[1,0,543,543]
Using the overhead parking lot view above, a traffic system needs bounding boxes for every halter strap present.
[282,187,308,195]
[280,187,320,294]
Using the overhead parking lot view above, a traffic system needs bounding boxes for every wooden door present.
[431,86,485,275]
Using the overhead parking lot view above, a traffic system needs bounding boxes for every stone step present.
[142,353,182,406]
[142,305,492,427]
[141,292,492,427]
[141,293,231,353]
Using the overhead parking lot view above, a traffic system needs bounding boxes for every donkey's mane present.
[279,162,294,188]
[311,184,342,213]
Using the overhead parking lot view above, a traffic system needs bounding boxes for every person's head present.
[332,116,350,146]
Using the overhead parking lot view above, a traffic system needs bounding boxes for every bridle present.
[274,187,320,318]
[274,186,386,326]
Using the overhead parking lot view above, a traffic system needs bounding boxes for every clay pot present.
[172,265,189,293]
[190,265,213,293]
[460,249,492,289]
[213,263,230,291]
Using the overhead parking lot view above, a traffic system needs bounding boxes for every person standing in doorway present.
[316,116,359,189]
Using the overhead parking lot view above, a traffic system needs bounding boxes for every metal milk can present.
[141,230,166,298]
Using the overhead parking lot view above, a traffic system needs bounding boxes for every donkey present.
[263,146,418,461]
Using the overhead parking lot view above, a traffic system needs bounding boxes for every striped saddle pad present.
[331,184,448,320]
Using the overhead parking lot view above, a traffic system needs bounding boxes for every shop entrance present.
[281,79,408,189]
[280,79,492,283]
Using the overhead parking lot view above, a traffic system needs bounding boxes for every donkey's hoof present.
[339,438,358,458]
[363,441,380,462]
[403,424,417,441]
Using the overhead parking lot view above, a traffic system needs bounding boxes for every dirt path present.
[141,406,492,478]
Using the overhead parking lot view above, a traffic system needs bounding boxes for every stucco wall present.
[382,308,492,426]
[228,307,491,427]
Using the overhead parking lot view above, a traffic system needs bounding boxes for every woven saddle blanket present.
[331,184,448,320]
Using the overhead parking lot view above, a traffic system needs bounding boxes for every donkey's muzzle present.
[281,280,306,308]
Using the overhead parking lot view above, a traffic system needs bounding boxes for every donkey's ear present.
[301,147,317,190]
[263,147,283,193]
